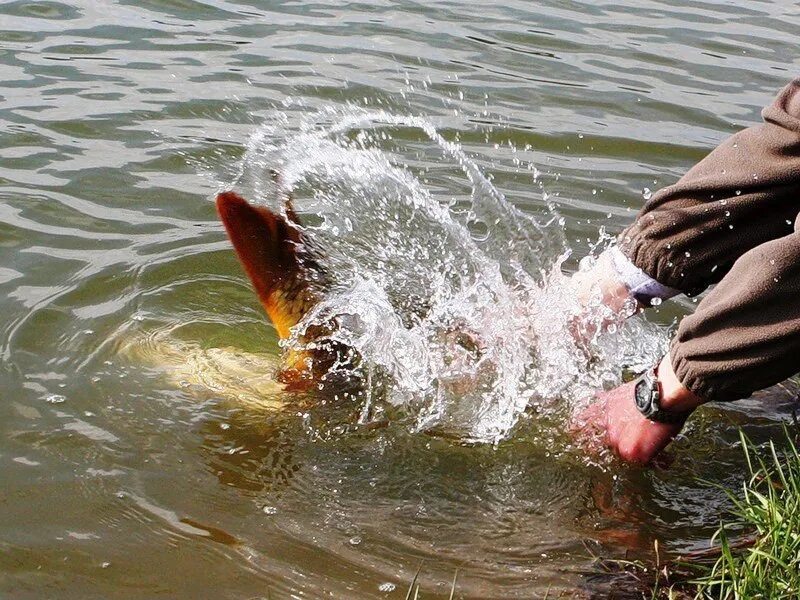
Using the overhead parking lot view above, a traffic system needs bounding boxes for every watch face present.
[634,378,651,412]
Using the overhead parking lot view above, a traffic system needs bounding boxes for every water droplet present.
[379,583,396,593]
[101,562,110,569]
[711,265,718,272]
[46,394,66,404]
[262,506,277,515]
[642,187,652,200]
[349,536,362,546]
[591,189,597,195]
[650,297,662,306]
[578,133,584,139]
[725,211,730,217]
[735,190,742,196]
[684,252,691,258]
[607,324,617,334]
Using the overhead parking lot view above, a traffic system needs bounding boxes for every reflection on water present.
[1,0,798,597]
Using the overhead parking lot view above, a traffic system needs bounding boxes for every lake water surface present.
[2,1,799,598]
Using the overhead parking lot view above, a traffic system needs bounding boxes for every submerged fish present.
[116,189,359,414]
[117,333,287,411]
[216,190,355,390]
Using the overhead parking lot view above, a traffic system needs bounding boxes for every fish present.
[216,187,490,431]
[216,190,351,390]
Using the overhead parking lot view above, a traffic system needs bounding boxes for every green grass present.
[691,429,800,600]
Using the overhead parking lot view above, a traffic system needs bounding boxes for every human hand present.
[575,381,685,464]
[568,251,641,347]
[571,251,635,314]
[572,356,702,465]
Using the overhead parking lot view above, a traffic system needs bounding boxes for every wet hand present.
[573,356,702,465]
[585,381,686,464]
[568,252,641,348]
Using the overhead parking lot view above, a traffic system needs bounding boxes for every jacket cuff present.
[606,246,681,304]
[618,224,706,296]
[669,338,741,403]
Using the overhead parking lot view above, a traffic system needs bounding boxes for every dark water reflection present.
[1,0,799,597]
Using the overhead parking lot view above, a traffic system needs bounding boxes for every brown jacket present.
[619,78,800,402]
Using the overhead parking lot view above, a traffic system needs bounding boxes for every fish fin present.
[216,191,318,341]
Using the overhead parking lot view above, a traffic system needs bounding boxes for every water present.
[2,1,798,597]
[229,107,665,443]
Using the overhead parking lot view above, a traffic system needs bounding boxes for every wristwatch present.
[634,367,691,424]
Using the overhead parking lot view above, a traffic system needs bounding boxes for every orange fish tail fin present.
[216,191,325,383]
[216,191,317,338]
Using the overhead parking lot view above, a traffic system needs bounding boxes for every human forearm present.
[670,228,800,403]
[619,78,800,296]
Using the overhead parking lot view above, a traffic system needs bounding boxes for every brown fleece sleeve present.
[619,78,800,296]
[670,225,800,402]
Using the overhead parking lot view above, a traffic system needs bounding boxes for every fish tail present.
[216,191,323,381]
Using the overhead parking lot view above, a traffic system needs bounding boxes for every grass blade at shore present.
[693,429,800,599]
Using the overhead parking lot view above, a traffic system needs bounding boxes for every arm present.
[576,78,800,312]
[595,229,800,465]
[619,78,800,296]
[574,78,800,464]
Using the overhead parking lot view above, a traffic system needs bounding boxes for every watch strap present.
[635,367,691,424]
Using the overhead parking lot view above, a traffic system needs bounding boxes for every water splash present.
[226,106,667,444]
